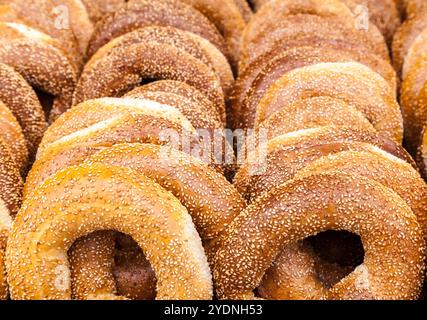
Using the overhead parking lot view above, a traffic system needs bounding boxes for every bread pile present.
[225,0,426,299]
[0,0,426,300]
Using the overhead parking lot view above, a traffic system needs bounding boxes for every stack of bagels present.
[0,0,426,300]
[394,1,427,181]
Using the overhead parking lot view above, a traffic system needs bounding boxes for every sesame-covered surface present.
[393,4,427,72]
[256,147,427,299]
[0,26,78,122]
[232,47,397,130]
[0,63,47,155]
[74,42,225,122]
[87,0,229,61]
[86,26,233,97]
[0,100,27,173]
[215,172,425,300]
[7,163,213,300]
[0,1,81,66]
[234,126,413,202]
[255,62,403,142]
[258,96,375,136]
[241,14,389,70]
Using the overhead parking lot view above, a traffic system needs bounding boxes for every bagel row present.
[1,0,427,301]
[220,0,426,300]
[4,2,250,298]
[394,2,427,182]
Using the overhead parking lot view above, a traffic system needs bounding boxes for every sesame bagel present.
[240,14,389,70]
[253,62,402,143]
[0,22,78,122]
[242,0,354,50]
[178,0,247,64]
[0,1,81,65]
[0,63,47,155]
[87,0,230,63]
[393,5,427,73]
[24,97,226,199]
[234,126,414,202]
[231,41,396,129]
[67,143,245,299]
[74,41,226,122]
[35,97,198,160]
[86,26,233,98]
[214,172,425,300]
[0,100,28,174]
[257,147,427,300]
[125,81,223,129]
[6,163,213,300]
[249,0,401,43]
[231,46,396,130]
[257,96,375,136]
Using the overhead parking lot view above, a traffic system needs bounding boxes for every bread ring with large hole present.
[256,147,427,299]
[87,0,230,63]
[74,40,225,122]
[0,22,78,122]
[6,163,213,300]
[214,172,425,300]
[253,62,402,142]
[86,26,233,99]
[67,143,245,299]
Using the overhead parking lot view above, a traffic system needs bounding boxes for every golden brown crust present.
[74,42,225,123]
[0,140,23,218]
[178,0,247,65]
[392,6,427,73]
[234,126,414,202]
[242,0,354,49]
[0,1,81,66]
[0,63,47,155]
[86,26,233,99]
[241,14,389,70]
[0,22,78,122]
[231,41,396,130]
[258,96,375,137]
[257,148,427,299]
[80,0,126,22]
[0,100,28,174]
[215,172,425,300]
[125,81,223,129]
[7,163,213,300]
[67,144,245,299]
[233,0,252,22]
[87,0,230,62]
[254,62,402,142]
[35,98,198,159]
[231,46,396,130]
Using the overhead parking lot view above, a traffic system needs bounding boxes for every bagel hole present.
[68,231,157,300]
[304,230,364,288]
[34,88,54,120]
[113,233,157,300]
